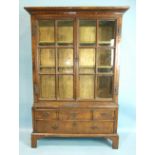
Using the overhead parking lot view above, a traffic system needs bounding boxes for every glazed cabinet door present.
[33,17,118,101]
[78,19,116,100]
[37,19,75,100]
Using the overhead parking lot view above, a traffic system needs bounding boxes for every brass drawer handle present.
[91,126,98,130]
[70,112,77,119]
[51,124,59,130]
[42,112,50,118]
[72,122,77,127]
[100,113,108,117]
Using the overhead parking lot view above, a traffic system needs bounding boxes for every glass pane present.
[40,75,55,98]
[58,48,73,73]
[57,20,73,44]
[40,68,55,74]
[97,49,114,73]
[79,48,95,73]
[58,76,73,99]
[79,75,94,99]
[79,20,96,45]
[96,76,112,98]
[39,20,55,45]
[40,49,55,67]
[98,21,115,46]
[40,49,55,73]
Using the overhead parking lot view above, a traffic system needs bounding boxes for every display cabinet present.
[25,6,128,149]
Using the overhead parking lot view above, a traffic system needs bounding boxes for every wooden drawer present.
[35,109,57,120]
[93,109,115,120]
[36,120,73,133]
[75,121,114,134]
[35,120,114,134]
[59,109,92,120]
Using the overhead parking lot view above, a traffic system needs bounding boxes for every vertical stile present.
[37,20,41,99]
[55,20,58,99]
[76,18,79,100]
[73,18,77,100]
[35,18,40,101]
[95,19,99,99]
[113,18,120,103]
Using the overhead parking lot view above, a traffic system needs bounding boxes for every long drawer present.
[34,109,115,120]
[35,120,114,134]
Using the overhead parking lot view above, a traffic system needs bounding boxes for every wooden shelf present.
[57,41,73,44]
[40,66,55,68]
[80,43,96,46]
[79,73,113,75]
[39,41,73,46]
[99,41,111,44]
[40,66,73,68]
[39,41,55,45]
[58,66,73,68]
[40,66,112,69]
[97,66,113,69]
[80,66,95,68]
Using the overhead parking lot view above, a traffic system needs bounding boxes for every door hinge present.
[118,27,121,37]
[114,85,118,95]
[34,84,39,95]
[32,24,37,36]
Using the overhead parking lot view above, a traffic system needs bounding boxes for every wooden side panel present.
[113,16,122,103]
[31,16,39,102]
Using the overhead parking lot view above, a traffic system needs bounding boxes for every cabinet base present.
[31,133,119,149]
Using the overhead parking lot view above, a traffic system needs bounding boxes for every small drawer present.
[59,109,92,120]
[93,109,115,120]
[35,109,57,120]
